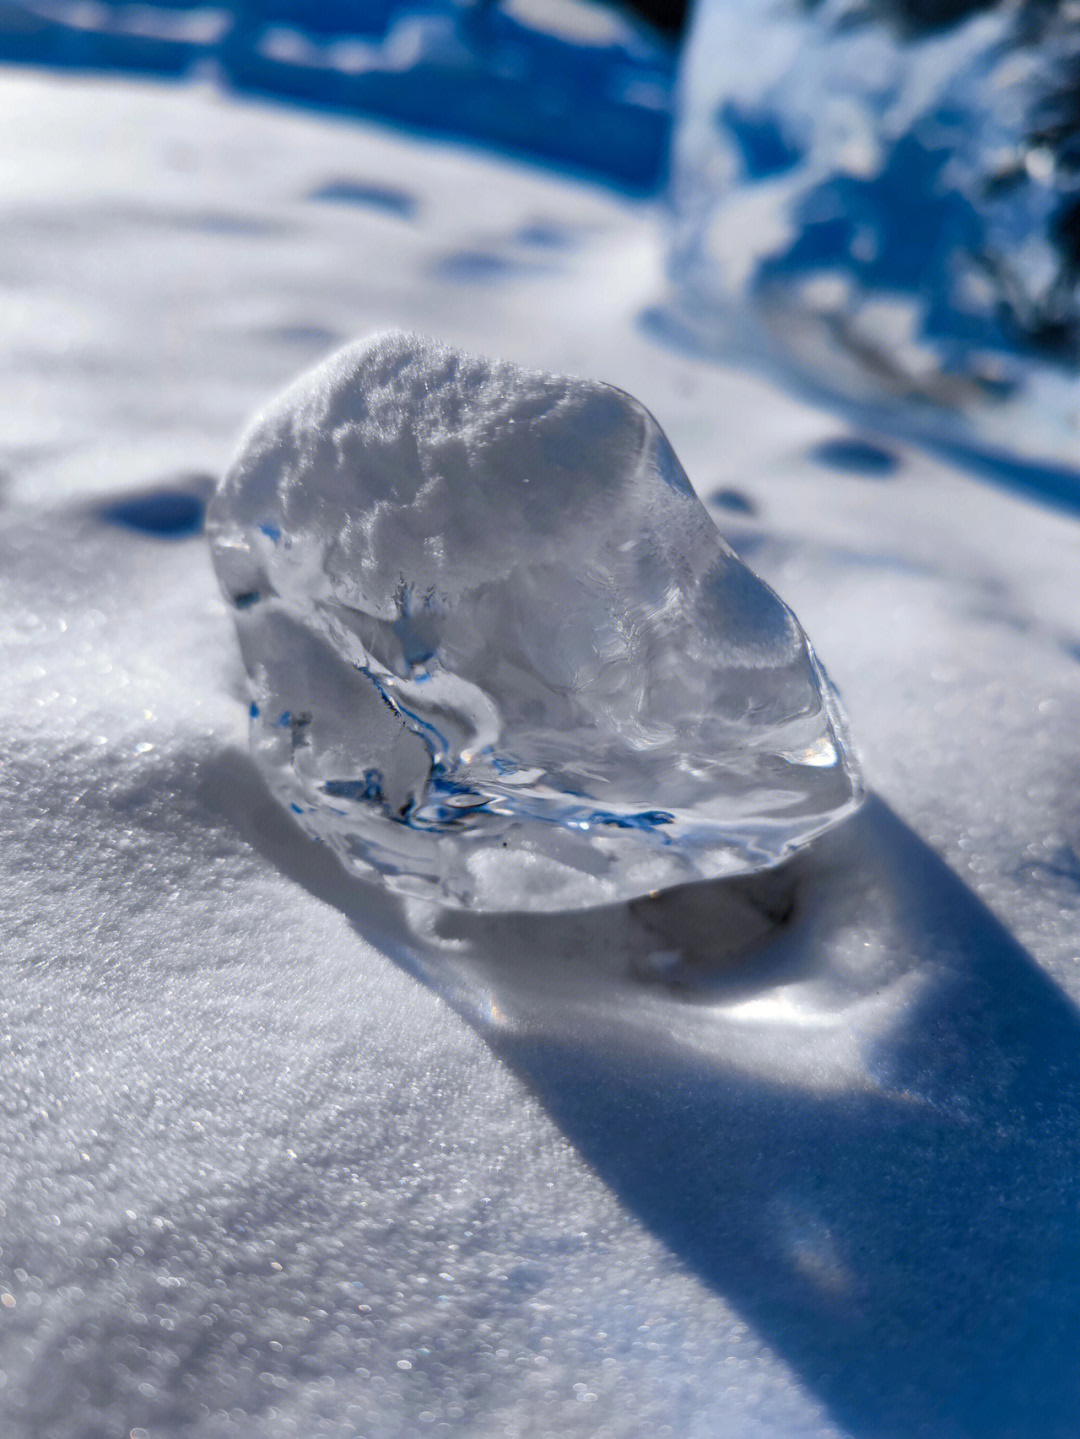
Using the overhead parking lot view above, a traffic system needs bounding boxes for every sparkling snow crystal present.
[208,332,860,910]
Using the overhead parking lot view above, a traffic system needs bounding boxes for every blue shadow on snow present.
[99,476,213,538]
[493,801,1080,1439]
[207,752,1080,1439]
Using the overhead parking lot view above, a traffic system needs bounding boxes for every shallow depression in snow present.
[208,330,861,910]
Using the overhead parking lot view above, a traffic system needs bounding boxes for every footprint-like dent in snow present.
[100,476,215,539]
[709,486,758,515]
[514,220,579,250]
[808,436,900,477]
[430,248,551,283]
[308,179,417,219]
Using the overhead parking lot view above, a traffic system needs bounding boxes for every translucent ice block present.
[208,332,860,910]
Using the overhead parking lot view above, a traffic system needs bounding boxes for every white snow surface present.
[3,66,1080,1439]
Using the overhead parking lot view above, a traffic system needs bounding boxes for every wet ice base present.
[209,332,860,911]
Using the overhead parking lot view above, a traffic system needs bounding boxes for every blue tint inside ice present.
[719,100,803,180]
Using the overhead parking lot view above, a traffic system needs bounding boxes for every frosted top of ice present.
[219,330,665,609]
[209,332,860,910]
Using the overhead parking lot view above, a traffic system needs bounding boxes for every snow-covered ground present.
[3,65,1080,1439]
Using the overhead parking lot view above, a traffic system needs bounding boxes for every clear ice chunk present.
[208,332,860,911]
[668,0,1080,469]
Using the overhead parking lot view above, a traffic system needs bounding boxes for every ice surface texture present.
[669,0,1080,465]
[208,332,860,910]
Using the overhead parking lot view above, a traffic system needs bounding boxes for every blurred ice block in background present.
[667,0,1080,470]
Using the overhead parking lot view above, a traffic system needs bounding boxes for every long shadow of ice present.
[207,754,1080,1439]
[493,815,1080,1439]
